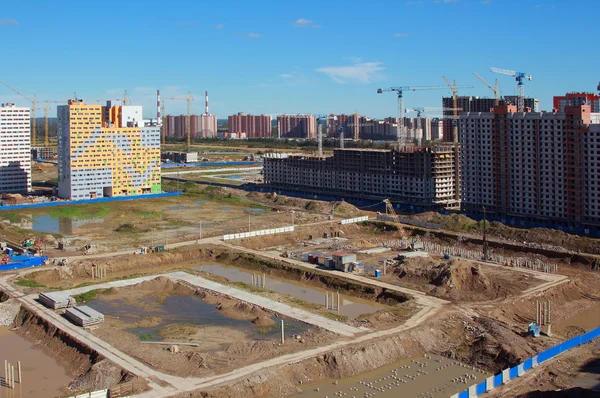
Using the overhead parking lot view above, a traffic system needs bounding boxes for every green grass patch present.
[139,333,155,341]
[304,201,319,211]
[14,279,45,288]
[72,288,114,304]
[46,204,108,220]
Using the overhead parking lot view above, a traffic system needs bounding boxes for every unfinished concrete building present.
[263,147,459,209]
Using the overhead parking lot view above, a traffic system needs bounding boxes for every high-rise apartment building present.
[430,118,444,141]
[228,113,272,138]
[443,96,538,141]
[0,103,31,193]
[277,114,317,138]
[553,92,600,112]
[459,103,600,234]
[57,99,161,200]
[163,114,218,139]
[264,147,459,209]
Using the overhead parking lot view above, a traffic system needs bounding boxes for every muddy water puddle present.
[0,327,71,398]
[194,265,386,318]
[88,295,309,349]
[291,354,489,398]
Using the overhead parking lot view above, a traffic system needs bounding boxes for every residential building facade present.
[553,92,600,113]
[57,99,161,200]
[263,147,459,209]
[277,114,317,138]
[459,103,600,234]
[0,103,31,193]
[228,113,272,138]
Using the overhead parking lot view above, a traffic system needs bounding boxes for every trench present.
[194,264,386,318]
[214,251,411,306]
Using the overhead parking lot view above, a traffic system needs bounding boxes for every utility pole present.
[482,206,488,261]
[291,210,295,227]
[199,220,203,240]
[248,214,251,232]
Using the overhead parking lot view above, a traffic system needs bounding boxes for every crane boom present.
[166,92,195,150]
[491,66,532,112]
[1,81,39,146]
[377,85,465,148]
[473,72,500,105]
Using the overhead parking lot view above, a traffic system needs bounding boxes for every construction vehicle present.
[491,67,532,112]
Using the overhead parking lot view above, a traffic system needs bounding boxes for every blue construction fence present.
[453,327,600,398]
[0,192,182,211]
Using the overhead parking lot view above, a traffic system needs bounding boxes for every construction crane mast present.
[315,114,337,156]
[442,77,474,143]
[42,100,64,147]
[123,89,129,105]
[377,85,450,148]
[490,67,532,112]
[405,107,462,144]
[166,92,195,150]
[1,81,40,146]
[473,72,500,106]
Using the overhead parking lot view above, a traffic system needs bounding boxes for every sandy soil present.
[384,256,543,302]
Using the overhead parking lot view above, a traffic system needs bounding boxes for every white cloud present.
[343,56,363,63]
[293,18,319,28]
[278,74,294,79]
[316,62,384,84]
[0,19,18,25]
[394,33,409,37]
[215,24,224,29]
[246,33,261,38]
[294,18,312,26]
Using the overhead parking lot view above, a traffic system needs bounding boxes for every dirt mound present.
[251,316,275,327]
[122,276,200,298]
[205,295,271,321]
[395,258,503,302]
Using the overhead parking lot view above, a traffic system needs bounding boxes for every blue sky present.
[1,0,597,119]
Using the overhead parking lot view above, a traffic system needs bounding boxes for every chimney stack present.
[157,90,161,125]
[205,91,209,115]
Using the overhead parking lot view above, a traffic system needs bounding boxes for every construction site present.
[0,182,597,397]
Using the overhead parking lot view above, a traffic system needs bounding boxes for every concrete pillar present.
[252,274,255,287]
[532,355,538,368]
[263,273,266,289]
[281,320,284,344]
[17,361,21,384]
[337,292,340,312]
[517,363,524,376]
[326,292,329,310]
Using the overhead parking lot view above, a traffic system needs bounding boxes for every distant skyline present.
[0,0,597,119]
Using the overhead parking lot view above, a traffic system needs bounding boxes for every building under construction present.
[263,147,459,209]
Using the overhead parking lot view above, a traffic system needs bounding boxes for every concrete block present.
[517,364,525,376]
[468,384,477,398]
[502,368,510,383]
[486,376,494,392]
[450,394,459,398]
[532,356,538,368]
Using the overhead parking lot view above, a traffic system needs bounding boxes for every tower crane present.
[315,114,337,156]
[42,100,65,147]
[166,92,195,150]
[1,81,40,146]
[405,107,462,144]
[490,67,532,112]
[377,85,459,148]
[473,72,500,106]
[442,77,474,144]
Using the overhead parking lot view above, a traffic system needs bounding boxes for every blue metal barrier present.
[0,192,182,211]
[476,381,487,395]
[456,326,600,397]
